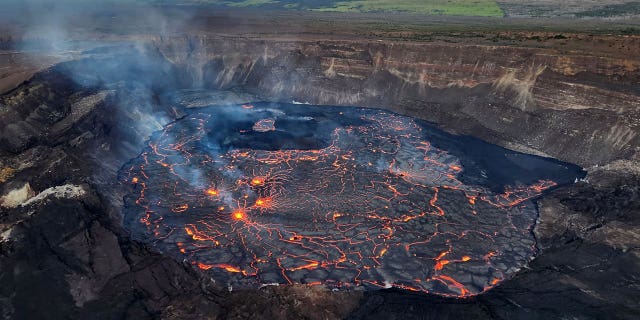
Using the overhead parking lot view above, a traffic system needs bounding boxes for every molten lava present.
[232,210,246,221]
[250,177,265,186]
[254,197,273,209]
[122,103,581,297]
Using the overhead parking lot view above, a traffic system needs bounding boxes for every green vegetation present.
[312,0,504,17]
[220,0,279,7]
[158,0,504,17]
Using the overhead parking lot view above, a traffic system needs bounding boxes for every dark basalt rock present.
[350,168,640,320]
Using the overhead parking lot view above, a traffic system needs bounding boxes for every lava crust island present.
[122,102,583,297]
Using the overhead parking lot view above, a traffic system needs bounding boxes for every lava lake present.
[122,102,584,297]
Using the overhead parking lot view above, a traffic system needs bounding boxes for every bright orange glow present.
[250,177,265,186]
[434,260,450,270]
[197,263,242,273]
[232,210,246,221]
[435,275,470,296]
[222,265,242,273]
[254,197,273,208]
[131,177,139,183]
[171,204,189,213]
[430,188,445,216]
[205,188,219,196]
[288,261,319,271]
[197,262,213,270]
[184,225,211,241]
[461,256,472,262]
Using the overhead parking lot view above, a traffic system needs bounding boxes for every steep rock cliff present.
[148,36,640,166]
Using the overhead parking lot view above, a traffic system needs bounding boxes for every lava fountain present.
[121,102,583,297]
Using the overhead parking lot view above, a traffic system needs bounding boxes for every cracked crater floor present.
[122,102,582,297]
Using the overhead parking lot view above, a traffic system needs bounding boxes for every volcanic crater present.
[2,8,639,316]
[121,101,583,297]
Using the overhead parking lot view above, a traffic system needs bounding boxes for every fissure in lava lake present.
[121,102,583,297]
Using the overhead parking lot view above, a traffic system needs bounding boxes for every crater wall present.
[148,36,640,167]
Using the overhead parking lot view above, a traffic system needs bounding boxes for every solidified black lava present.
[121,102,584,297]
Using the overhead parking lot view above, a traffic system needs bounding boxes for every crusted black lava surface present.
[121,102,583,297]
